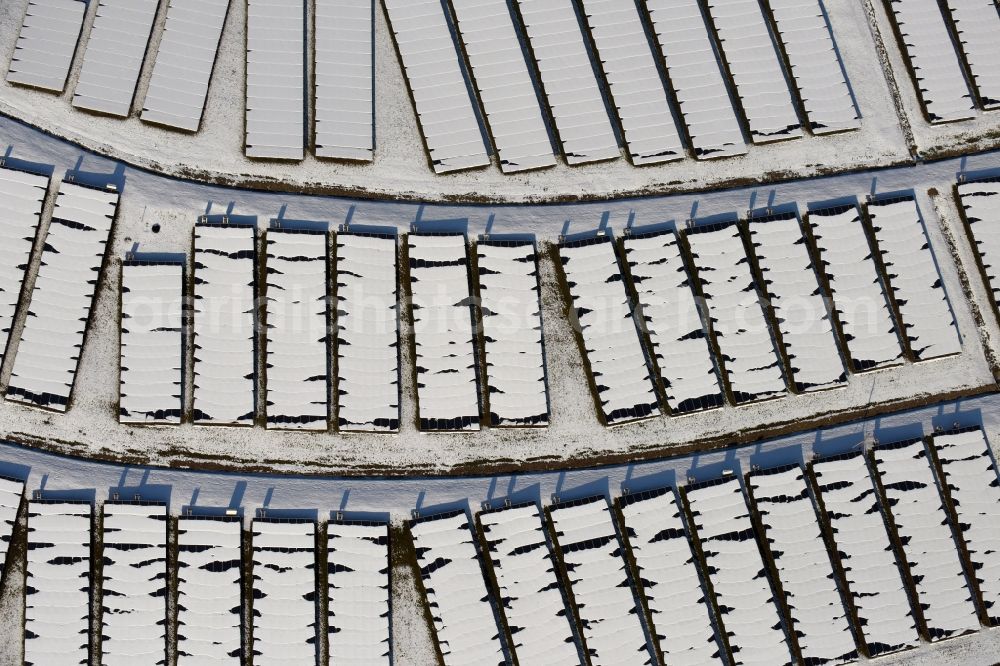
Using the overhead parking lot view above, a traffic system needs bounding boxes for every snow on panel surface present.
[24,501,91,666]
[101,503,168,665]
[957,179,1000,309]
[684,477,794,666]
[932,427,1000,623]
[408,234,480,431]
[176,516,242,666]
[748,213,846,392]
[618,489,724,666]
[383,0,489,173]
[245,0,305,160]
[315,0,373,161]
[577,0,684,165]
[872,439,979,640]
[811,451,919,656]
[867,196,961,360]
[685,222,786,403]
[252,520,317,663]
[476,241,548,426]
[478,504,578,666]
[0,477,23,578]
[560,238,659,424]
[7,181,117,411]
[622,230,722,412]
[886,0,975,122]
[193,223,256,426]
[409,511,505,666]
[327,521,391,665]
[549,497,652,666]
[72,0,159,117]
[0,166,47,365]
[645,0,746,158]
[119,263,183,424]
[515,0,621,165]
[767,0,860,134]
[141,0,231,132]
[704,0,803,142]
[335,233,399,432]
[449,0,555,173]
[6,0,86,92]
[942,0,1000,108]
[265,229,328,430]
[806,205,903,371]
[748,466,857,665]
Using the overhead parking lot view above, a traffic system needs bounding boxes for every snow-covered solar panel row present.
[806,205,903,372]
[0,166,47,365]
[476,241,548,426]
[0,477,23,579]
[942,0,1000,109]
[577,0,684,165]
[866,196,961,360]
[622,230,722,412]
[932,427,1000,624]
[24,501,92,666]
[245,0,305,160]
[748,465,857,665]
[101,503,168,665]
[684,222,786,403]
[618,488,724,666]
[383,0,489,173]
[645,0,747,159]
[408,234,480,431]
[264,229,328,430]
[748,212,846,392]
[549,496,652,666]
[885,0,975,122]
[72,0,160,117]
[872,439,979,640]
[176,516,243,665]
[767,0,860,134]
[6,0,86,93]
[192,223,256,426]
[449,0,556,173]
[335,233,399,432]
[314,0,374,161]
[704,0,803,143]
[327,521,391,665]
[559,237,659,424]
[409,511,505,666]
[141,0,231,132]
[478,503,579,666]
[957,178,1000,311]
[8,181,118,411]
[811,450,919,656]
[684,476,794,666]
[515,0,621,165]
[119,262,183,424]
[251,520,317,662]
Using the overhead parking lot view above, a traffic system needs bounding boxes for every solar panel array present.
[559,237,659,424]
[942,0,1000,109]
[383,0,490,173]
[476,241,548,426]
[6,0,87,93]
[407,234,480,431]
[119,262,183,424]
[264,229,328,430]
[0,477,23,580]
[957,178,1000,313]
[335,233,400,432]
[245,0,305,160]
[314,0,374,161]
[141,0,231,132]
[7,181,118,411]
[192,223,256,426]
[72,0,160,117]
